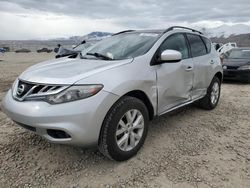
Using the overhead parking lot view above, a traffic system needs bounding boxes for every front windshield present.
[82,32,160,60]
[225,49,250,59]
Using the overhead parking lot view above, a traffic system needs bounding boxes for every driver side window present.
[159,33,189,59]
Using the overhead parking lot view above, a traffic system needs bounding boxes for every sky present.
[0,0,250,40]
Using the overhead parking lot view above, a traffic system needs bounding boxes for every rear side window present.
[159,33,189,59]
[202,37,211,53]
[186,34,207,57]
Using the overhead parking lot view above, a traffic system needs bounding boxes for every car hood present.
[223,58,250,67]
[19,57,133,85]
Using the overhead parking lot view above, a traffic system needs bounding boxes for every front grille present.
[227,66,239,70]
[16,80,34,98]
[13,79,68,101]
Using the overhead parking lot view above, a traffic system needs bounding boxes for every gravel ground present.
[0,52,249,188]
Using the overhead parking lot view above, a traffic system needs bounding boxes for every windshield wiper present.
[79,52,88,59]
[86,52,113,60]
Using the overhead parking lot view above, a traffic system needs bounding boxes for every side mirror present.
[160,50,182,63]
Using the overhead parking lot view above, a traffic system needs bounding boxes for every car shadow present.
[223,80,250,85]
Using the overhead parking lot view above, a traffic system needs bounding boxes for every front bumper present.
[223,69,250,82]
[1,89,119,146]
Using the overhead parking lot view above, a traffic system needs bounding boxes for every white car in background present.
[217,42,237,55]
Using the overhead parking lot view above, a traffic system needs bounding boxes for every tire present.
[98,96,149,161]
[197,76,221,110]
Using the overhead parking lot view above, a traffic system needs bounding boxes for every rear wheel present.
[197,77,221,110]
[98,96,149,161]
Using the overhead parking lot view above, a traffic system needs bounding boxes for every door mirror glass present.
[160,50,182,63]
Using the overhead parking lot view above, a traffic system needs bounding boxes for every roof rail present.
[164,26,203,34]
[112,30,135,36]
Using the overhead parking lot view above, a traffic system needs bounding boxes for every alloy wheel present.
[211,82,220,105]
[116,109,144,151]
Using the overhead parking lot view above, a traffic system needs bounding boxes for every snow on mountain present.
[57,25,250,42]
[79,25,250,40]
[69,32,112,42]
[84,31,112,39]
[205,24,250,38]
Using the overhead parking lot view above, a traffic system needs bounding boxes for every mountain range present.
[68,24,250,41]
[1,25,250,51]
[73,25,250,47]
[202,24,250,38]
[69,32,112,42]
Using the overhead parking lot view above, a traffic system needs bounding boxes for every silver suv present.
[1,26,223,161]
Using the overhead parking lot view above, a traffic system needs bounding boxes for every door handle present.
[185,66,193,71]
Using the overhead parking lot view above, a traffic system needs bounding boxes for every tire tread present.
[197,76,221,110]
[98,96,148,161]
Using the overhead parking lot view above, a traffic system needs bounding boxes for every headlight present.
[45,85,103,104]
[238,65,250,70]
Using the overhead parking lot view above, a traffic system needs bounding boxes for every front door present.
[155,33,194,115]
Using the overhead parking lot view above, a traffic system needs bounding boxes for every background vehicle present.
[223,48,250,82]
[1,26,223,161]
[37,48,53,53]
[3,47,10,52]
[213,43,223,51]
[217,42,237,55]
[0,48,6,53]
[15,48,31,53]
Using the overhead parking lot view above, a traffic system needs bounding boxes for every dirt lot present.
[0,52,249,188]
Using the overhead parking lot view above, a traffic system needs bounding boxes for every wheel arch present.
[124,90,155,121]
[214,71,223,83]
[98,90,155,146]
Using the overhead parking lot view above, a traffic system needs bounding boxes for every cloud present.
[0,0,250,39]
[0,11,124,40]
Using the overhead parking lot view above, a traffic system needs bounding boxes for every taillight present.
[220,57,224,65]
[220,55,224,65]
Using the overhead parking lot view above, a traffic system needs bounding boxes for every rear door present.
[155,33,194,114]
[186,34,212,99]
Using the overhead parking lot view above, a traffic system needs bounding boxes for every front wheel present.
[98,96,149,161]
[197,77,221,110]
